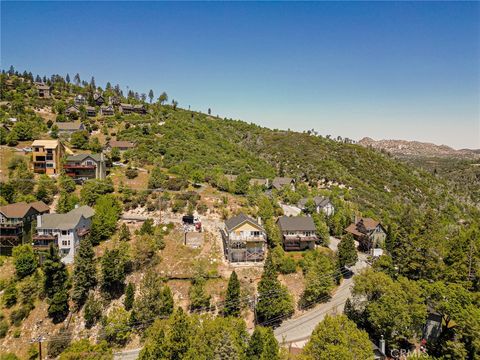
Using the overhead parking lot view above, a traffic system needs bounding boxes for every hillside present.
[358,137,480,159]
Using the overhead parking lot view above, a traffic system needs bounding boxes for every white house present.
[298,196,335,216]
[34,205,94,264]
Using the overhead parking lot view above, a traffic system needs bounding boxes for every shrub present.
[47,328,72,358]
[9,304,33,326]
[0,318,8,338]
[125,167,138,179]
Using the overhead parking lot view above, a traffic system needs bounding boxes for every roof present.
[225,213,263,232]
[66,153,104,163]
[249,178,268,186]
[0,201,49,219]
[56,121,83,131]
[32,139,60,149]
[66,105,80,112]
[133,104,145,109]
[85,106,96,111]
[38,206,94,230]
[277,216,316,232]
[35,83,50,90]
[120,103,134,109]
[345,217,382,237]
[298,196,332,208]
[107,140,135,148]
[101,105,114,110]
[272,177,294,190]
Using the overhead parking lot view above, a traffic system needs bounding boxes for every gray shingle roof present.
[298,196,331,208]
[272,177,294,190]
[56,121,83,131]
[277,216,316,232]
[225,213,263,232]
[66,153,104,163]
[38,206,94,230]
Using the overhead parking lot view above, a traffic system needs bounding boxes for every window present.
[46,163,54,168]
[34,147,40,152]
[46,155,53,161]
[61,230,67,235]
[85,160,94,166]
[47,149,53,154]
[251,231,261,237]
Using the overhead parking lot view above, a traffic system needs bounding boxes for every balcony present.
[32,234,57,251]
[0,221,23,228]
[64,164,96,169]
[229,233,266,242]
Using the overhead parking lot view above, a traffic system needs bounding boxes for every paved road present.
[273,251,369,346]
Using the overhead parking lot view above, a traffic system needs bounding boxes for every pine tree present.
[189,276,211,312]
[167,308,192,360]
[84,293,102,328]
[223,271,241,317]
[43,244,68,299]
[72,238,97,307]
[124,282,135,310]
[255,253,294,326]
[100,248,126,299]
[48,288,69,323]
[148,89,154,103]
[247,327,264,360]
[65,74,70,84]
[119,223,131,241]
[260,327,279,360]
[338,234,358,268]
[213,331,239,360]
[56,191,79,214]
[74,73,81,85]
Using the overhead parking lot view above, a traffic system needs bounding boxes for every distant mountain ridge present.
[358,137,480,159]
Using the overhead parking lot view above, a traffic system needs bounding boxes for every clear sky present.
[2,1,479,149]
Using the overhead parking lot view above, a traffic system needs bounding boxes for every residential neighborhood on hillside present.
[0,2,478,359]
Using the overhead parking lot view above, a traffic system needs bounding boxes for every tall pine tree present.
[72,238,97,307]
[223,271,241,317]
[43,245,69,322]
[255,252,294,326]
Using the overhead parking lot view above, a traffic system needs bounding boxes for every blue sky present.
[2,1,479,149]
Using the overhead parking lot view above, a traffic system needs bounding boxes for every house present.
[93,93,105,106]
[221,213,266,262]
[0,201,50,255]
[64,153,106,181]
[31,139,71,175]
[65,105,80,116]
[249,178,269,188]
[109,96,120,106]
[277,216,318,251]
[272,177,295,191]
[100,105,114,116]
[298,196,335,216]
[345,217,387,252]
[74,94,86,106]
[85,106,96,117]
[33,205,94,264]
[34,82,51,98]
[133,104,147,114]
[119,103,134,114]
[55,121,85,134]
[105,140,135,152]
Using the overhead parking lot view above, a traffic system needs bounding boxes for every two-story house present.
[33,205,94,264]
[0,201,50,255]
[34,82,51,98]
[345,217,387,252]
[74,94,86,106]
[100,105,115,116]
[298,196,335,216]
[119,103,134,114]
[65,105,80,117]
[85,106,97,117]
[94,93,105,106]
[31,140,71,175]
[133,104,147,114]
[221,213,267,263]
[277,216,318,251]
[64,153,106,181]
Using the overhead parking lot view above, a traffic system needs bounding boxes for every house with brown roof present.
[0,201,50,255]
[34,82,51,98]
[345,217,386,251]
[65,105,80,116]
[119,103,134,114]
[105,140,135,152]
[277,216,318,251]
[298,196,335,216]
[221,213,266,262]
[272,177,295,191]
[100,105,114,116]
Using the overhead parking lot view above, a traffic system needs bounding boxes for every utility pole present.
[30,336,46,359]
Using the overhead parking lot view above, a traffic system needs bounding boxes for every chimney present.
[379,335,385,355]
[36,215,42,228]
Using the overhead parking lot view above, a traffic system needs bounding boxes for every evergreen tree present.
[124,282,135,310]
[158,92,168,105]
[48,289,69,323]
[90,194,121,245]
[148,89,154,103]
[167,308,191,360]
[74,73,81,85]
[138,218,154,235]
[338,234,358,268]
[56,191,79,214]
[247,327,264,360]
[260,327,280,360]
[213,331,239,360]
[148,166,168,189]
[72,238,97,307]
[43,245,68,299]
[119,223,131,241]
[84,293,102,328]
[65,73,70,84]
[100,248,126,299]
[223,271,241,317]
[59,174,76,193]
[189,276,211,312]
[255,253,294,326]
